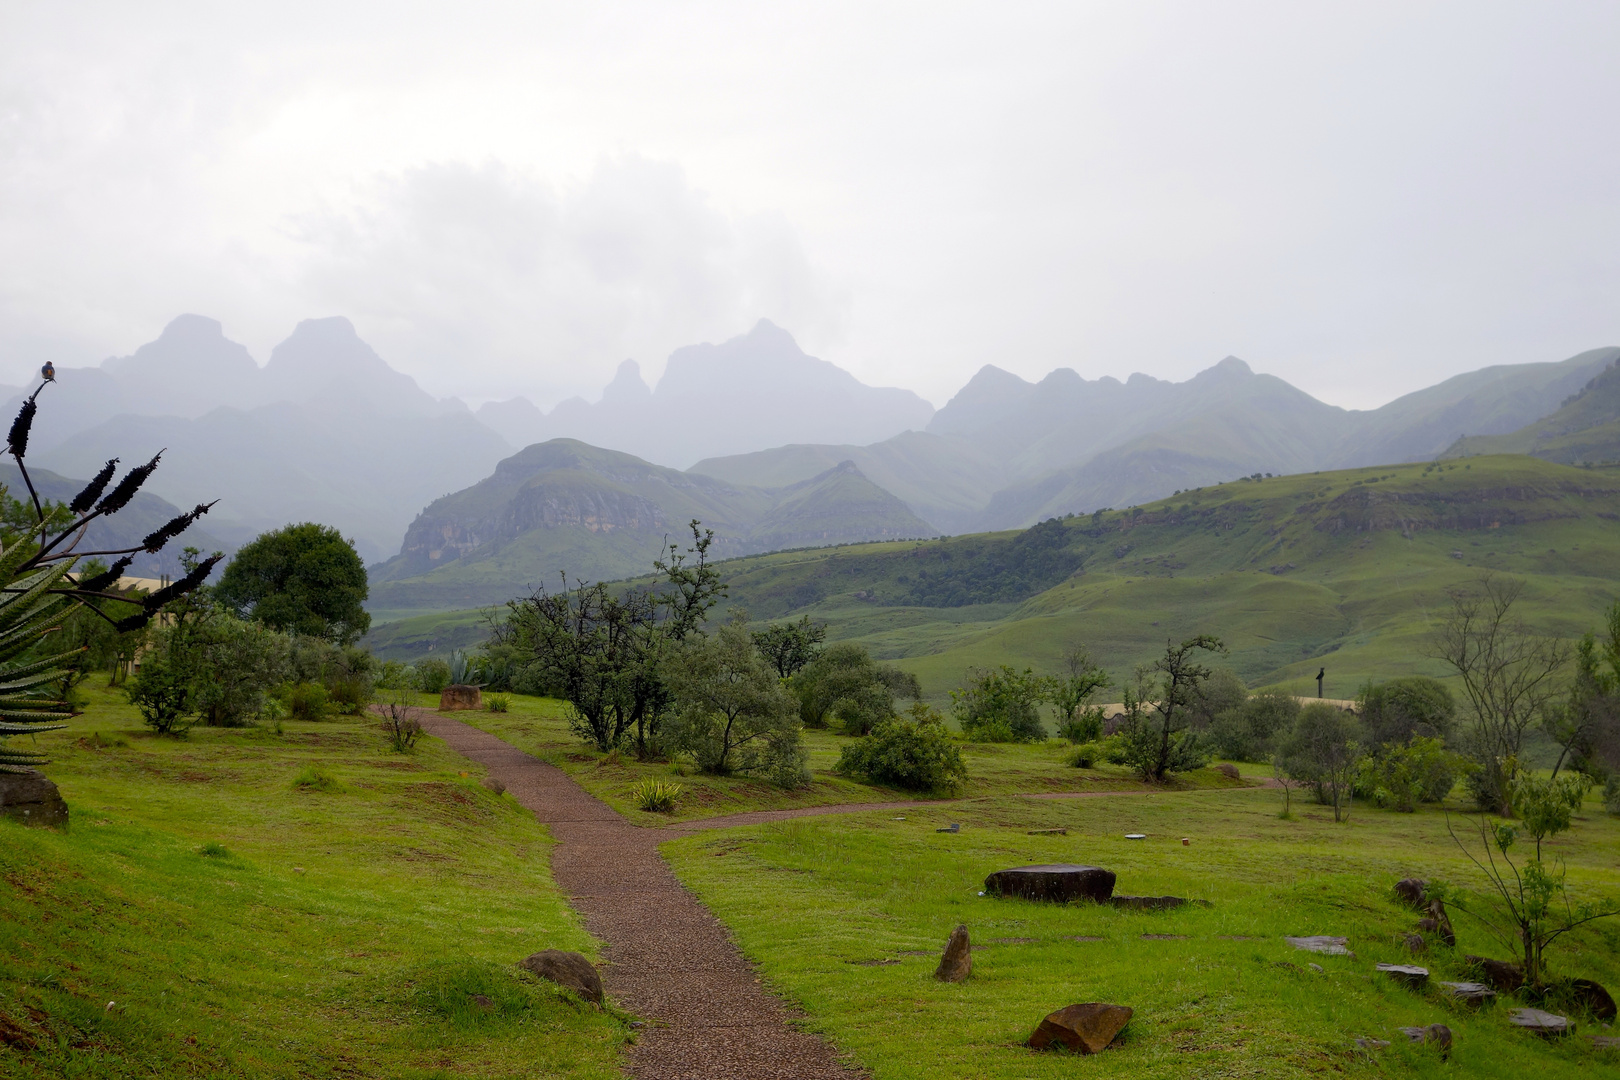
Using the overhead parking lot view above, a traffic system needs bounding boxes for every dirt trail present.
[420,714,863,1080]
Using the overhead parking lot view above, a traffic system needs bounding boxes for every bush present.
[1358,677,1456,745]
[1607,774,1620,815]
[1277,703,1362,821]
[1356,737,1466,811]
[632,777,683,812]
[486,694,511,713]
[1057,707,1105,745]
[834,703,968,793]
[1208,689,1300,762]
[126,645,197,735]
[292,765,343,792]
[953,665,1047,742]
[1192,667,1249,727]
[793,643,897,734]
[416,657,452,694]
[281,681,331,722]
[1066,741,1103,768]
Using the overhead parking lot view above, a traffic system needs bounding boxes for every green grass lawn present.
[450,692,1252,824]
[0,685,629,1080]
[664,786,1620,1079]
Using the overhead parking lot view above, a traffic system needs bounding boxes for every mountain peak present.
[601,359,651,404]
[1209,356,1254,376]
[156,313,228,344]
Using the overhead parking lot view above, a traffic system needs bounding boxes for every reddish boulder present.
[934,925,971,982]
[519,950,603,1005]
[1028,1003,1133,1053]
[439,684,482,711]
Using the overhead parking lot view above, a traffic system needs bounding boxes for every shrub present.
[1208,689,1300,762]
[1356,737,1466,811]
[292,765,343,792]
[1607,774,1620,815]
[793,643,897,733]
[281,681,330,722]
[1066,741,1102,768]
[198,842,230,858]
[486,694,511,713]
[1192,667,1249,727]
[126,645,197,735]
[1358,677,1456,745]
[416,657,452,694]
[632,777,684,812]
[953,665,1047,742]
[1057,707,1105,745]
[1276,703,1362,821]
[834,703,968,793]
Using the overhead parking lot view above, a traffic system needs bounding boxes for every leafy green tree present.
[1358,676,1457,746]
[1050,644,1111,743]
[1117,636,1224,781]
[835,702,968,793]
[953,665,1048,743]
[1356,736,1467,811]
[752,616,826,678]
[1209,688,1300,762]
[1549,601,1620,780]
[215,522,371,645]
[793,642,900,735]
[189,613,293,726]
[1277,703,1362,821]
[664,613,806,786]
[1191,667,1249,728]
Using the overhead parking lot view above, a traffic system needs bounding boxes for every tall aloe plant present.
[0,377,217,773]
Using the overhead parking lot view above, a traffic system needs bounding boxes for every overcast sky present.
[3,1,1618,411]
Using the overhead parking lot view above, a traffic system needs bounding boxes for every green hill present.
[1447,355,1620,464]
[366,440,933,620]
[367,455,1620,700]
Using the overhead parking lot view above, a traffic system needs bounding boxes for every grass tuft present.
[291,765,344,792]
[197,841,231,858]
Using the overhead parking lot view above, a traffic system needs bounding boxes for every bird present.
[40,362,54,382]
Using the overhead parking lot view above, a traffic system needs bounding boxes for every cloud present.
[289,156,846,402]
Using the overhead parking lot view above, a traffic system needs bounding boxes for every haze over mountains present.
[7,311,1615,606]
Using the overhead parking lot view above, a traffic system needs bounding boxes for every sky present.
[3,1,1618,411]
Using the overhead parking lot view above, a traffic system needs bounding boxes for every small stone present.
[1509,1008,1570,1037]
[1027,828,1067,835]
[1464,955,1525,992]
[935,925,971,983]
[1027,1003,1133,1053]
[1568,978,1617,1022]
[1415,899,1455,947]
[469,994,494,1011]
[1439,981,1495,1005]
[984,864,1116,904]
[1355,1037,1392,1050]
[1109,895,1191,911]
[439,684,482,711]
[936,823,960,833]
[1402,933,1427,954]
[1376,962,1429,988]
[1592,1034,1620,1049]
[1309,963,1323,973]
[1399,1024,1452,1056]
[1285,935,1353,956]
[1392,878,1428,909]
[519,950,603,1005]
[0,769,69,829]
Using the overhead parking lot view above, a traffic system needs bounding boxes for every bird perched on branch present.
[40,362,54,382]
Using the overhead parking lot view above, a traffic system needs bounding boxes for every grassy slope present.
[449,694,1248,825]
[0,686,628,1079]
[665,789,1620,1079]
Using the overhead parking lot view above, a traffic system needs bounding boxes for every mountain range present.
[1447,353,1620,464]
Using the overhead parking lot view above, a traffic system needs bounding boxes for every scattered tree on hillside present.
[752,615,826,678]
[664,612,807,787]
[953,665,1049,742]
[835,702,967,793]
[1428,574,1570,814]
[1117,636,1224,781]
[1276,702,1362,821]
[1548,601,1620,780]
[215,522,371,644]
[1050,644,1111,743]
[793,642,905,735]
[1190,667,1248,728]
[1358,676,1457,746]
[1209,688,1299,762]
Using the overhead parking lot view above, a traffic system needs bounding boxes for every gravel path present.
[420,714,865,1080]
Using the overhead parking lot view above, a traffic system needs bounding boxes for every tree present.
[1358,677,1457,747]
[952,665,1048,742]
[1428,574,1570,813]
[1277,703,1361,821]
[1190,667,1248,728]
[1117,636,1224,781]
[835,702,968,793]
[1050,644,1111,743]
[793,642,900,735]
[664,613,806,786]
[752,616,826,678]
[215,522,370,645]
[1209,689,1299,762]
[375,662,423,752]
[1549,602,1620,780]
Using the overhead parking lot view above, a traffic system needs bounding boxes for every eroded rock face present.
[934,925,971,982]
[439,684,483,711]
[1027,1003,1132,1053]
[1465,955,1526,992]
[983,865,1116,904]
[1376,963,1429,989]
[0,770,68,829]
[519,950,603,1005]
[1568,978,1617,1021]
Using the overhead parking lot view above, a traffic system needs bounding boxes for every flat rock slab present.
[1376,963,1429,988]
[1285,936,1353,956]
[1439,981,1495,1004]
[1028,1003,1133,1053]
[1399,1024,1452,1054]
[1109,895,1201,911]
[1509,1008,1570,1036]
[984,864,1116,904]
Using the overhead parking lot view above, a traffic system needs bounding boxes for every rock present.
[1109,895,1193,911]
[439,684,483,711]
[1592,1034,1620,1049]
[1439,981,1496,1005]
[1214,763,1239,779]
[1414,899,1455,947]
[1568,978,1617,1022]
[1355,1037,1392,1050]
[1464,955,1525,992]
[935,925,971,982]
[1376,963,1429,988]
[984,864,1116,904]
[1027,1003,1133,1053]
[1399,1024,1452,1056]
[519,950,602,1005]
[1393,878,1428,909]
[1308,963,1323,973]
[1284,935,1353,957]
[0,769,69,829]
[1402,933,1427,954]
[469,994,494,1011]
[1508,1008,1570,1037]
